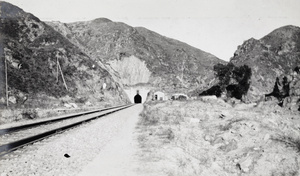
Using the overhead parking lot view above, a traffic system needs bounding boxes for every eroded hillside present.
[47,19,225,93]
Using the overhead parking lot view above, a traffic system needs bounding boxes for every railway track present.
[0,104,134,156]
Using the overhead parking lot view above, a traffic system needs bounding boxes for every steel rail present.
[0,104,134,157]
[0,104,129,135]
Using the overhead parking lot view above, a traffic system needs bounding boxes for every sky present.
[4,0,300,61]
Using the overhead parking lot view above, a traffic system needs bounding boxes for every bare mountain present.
[0,1,129,107]
[230,25,300,101]
[47,19,225,94]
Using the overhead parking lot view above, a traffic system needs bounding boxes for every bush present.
[21,109,38,119]
[199,85,222,97]
[200,63,252,100]
[75,97,88,104]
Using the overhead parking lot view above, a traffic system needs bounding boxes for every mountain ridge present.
[47,19,225,94]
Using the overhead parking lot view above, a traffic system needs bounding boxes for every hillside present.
[230,25,300,101]
[0,1,129,108]
[47,19,225,94]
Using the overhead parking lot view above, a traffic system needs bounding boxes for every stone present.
[189,118,200,123]
[64,154,71,158]
[85,101,92,106]
[0,97,5,104]
[64,103,70,108]
[289,74,300,96]
[239,156,253,173]
[200,95,217,102]
[283,96,300,111]
[204,135,212,142]
[69,103,78,108]
[8,96,16,104]
[218,139,238,152]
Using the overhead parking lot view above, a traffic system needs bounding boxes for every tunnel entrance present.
[124,87,150,104]
[134,90,142,103]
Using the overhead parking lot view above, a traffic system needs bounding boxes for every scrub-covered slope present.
[48,19,226,93]
[230,25,300,101]
[0,1,129,107]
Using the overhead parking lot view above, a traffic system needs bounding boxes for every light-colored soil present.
[136,99,300,176]
[0,105,142,176]
[77,104,143,176]
[1,100,299,176]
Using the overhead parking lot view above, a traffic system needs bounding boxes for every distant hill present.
[230,25,300,101]
[47,19,225,94]
[0,1,129,107]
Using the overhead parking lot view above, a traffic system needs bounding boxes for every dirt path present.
[77,104,143,176]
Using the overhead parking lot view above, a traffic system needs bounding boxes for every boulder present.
[189,118,200,123]
[218,139,238,153]
[289,74,300,96]
[199,95,217,102]
[8,96,16,104]
[0,97,5,104]
[239,156,253,173]
[283,96,300,111]
[64,103,72,108]
[69,103,78,108]
[85,101,92,106]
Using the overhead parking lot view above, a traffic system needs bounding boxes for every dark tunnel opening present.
[134,90,142,103]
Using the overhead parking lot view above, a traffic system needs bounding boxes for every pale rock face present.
[108,55,151,86]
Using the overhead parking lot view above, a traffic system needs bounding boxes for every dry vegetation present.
[136,98,300,176]
[0,99,114,126]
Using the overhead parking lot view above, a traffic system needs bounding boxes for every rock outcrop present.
[266,66,300,111]
[0,1,129,107]
[108,55,151,86]
[230,25,300,101]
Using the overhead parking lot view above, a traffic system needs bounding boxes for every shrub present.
[199,85,222,97]
[213,63,235,89]
[75,97,88,104]
[178,95,187,100]
[21,109,38,119]
[200,63,252,100]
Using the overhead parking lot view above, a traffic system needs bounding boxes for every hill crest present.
[230,25,300,101]
[47,19,225,94]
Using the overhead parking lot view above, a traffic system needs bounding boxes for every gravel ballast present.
[0,105,142,176]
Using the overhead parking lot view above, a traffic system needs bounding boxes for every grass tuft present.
[21,109,38,119]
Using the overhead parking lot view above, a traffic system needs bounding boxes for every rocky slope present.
[265,66,300,111]
[0,1,129,108]
[230,25,300,101]
[47,19,225,94]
